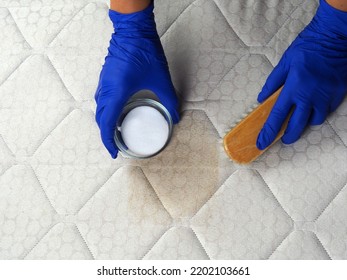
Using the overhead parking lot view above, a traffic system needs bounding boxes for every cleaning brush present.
[223,86,288,164]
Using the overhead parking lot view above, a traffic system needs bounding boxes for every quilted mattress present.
[1,0,347,260]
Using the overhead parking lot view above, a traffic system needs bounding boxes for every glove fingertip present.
[258,82,277,103]
[281,134,295,145]
[256,123,276,151]
[111,149,119,159]
[256,129,268,151]
[107,143,119,159]
[171,109,180,124]
[257,91,266,103]
[102,136,119,159]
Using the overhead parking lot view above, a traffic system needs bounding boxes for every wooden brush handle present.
[223,87,287,164]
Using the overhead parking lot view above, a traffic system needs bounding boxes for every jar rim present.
[114,98,174,159]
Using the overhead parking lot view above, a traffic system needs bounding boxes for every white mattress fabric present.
[1,0,347,260]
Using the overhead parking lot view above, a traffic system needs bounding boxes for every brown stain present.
[136,110,221,219]
[124,166,172,227]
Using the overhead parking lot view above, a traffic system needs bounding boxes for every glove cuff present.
[311,0,347,39]
[109,0,158,38]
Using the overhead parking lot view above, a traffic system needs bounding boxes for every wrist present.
[327,0,347,12]
[110,0,152,14]
[109,0,158,38]
[309,0,347,39]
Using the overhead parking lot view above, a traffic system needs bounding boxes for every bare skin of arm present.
[327,0,347,11]
[110,0,151,13]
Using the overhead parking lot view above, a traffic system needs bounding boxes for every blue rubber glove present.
[257,0,347,150]
[95,1,180,158]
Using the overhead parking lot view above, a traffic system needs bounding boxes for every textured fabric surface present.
[0,0,347,260]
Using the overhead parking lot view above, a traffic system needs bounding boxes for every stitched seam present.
[190,227,212,260]
[179,108,224,139]
[251,169,294,258]
[46,54,77,102]
[47,3,94,47]
[313,118,347,220]
[182,99,261,134]
[268,230,332,260]
[205,0,249,101]
[23,223,58,259]
[0,135,15,175]
[0,55,31,89]
[72,167,121,216]
[74,165,124,215]
[30,108,75,158]
[141,227,172,260]
[0,163,15,178]
[140,166,174,220]
[0,1,90,8]
[0,164,13,178]
[314,232,333,260]
[75,224,96,260]
[205,54,248,101]
[190,170,237,221]
[254,169,294,223]
[212,0,248,47]
[262,50,279,68]
[264,1,306,48]
[326,119,347,149]
[29,164,59,215]
[315,182,347,222]
[159,0,200,39]
[7,7,33,49]
[262,2,310,66]
[212,0,297,49]
[0,54,74,159]
[267,230,293,259]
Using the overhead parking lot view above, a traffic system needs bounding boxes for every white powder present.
[120,106,169,157]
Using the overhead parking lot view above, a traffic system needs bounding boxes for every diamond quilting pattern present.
[139,110,233,219]
[328,99,347,147]
[0,165,56,259]
[76,166,172,260]
[9,3,79,48]
[205,54,273,137]
[50,2,111,54]
[49,2,112,102]
[191,169,293,259]
[144,227,209,260]
[266,0,318,66]
[0,8,31,84]
[155,0,196,37]
[270,231,330,259]
[25,223,93,260]
[32,109,121,215]
[0,0,347,260]
[0,136,14,176]
[0,55,73,157]
[162,0,247,102]
[214,0,304,47]
[0,0,88,8]
[254,124,347,222]
[316,185,347,259]
[0,8,30,55]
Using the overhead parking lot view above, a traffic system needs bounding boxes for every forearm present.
[327,0,347,11]
[110,0,151,13]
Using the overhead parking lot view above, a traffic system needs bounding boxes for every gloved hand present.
[257,0,347,150]
[95,1,180,158]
